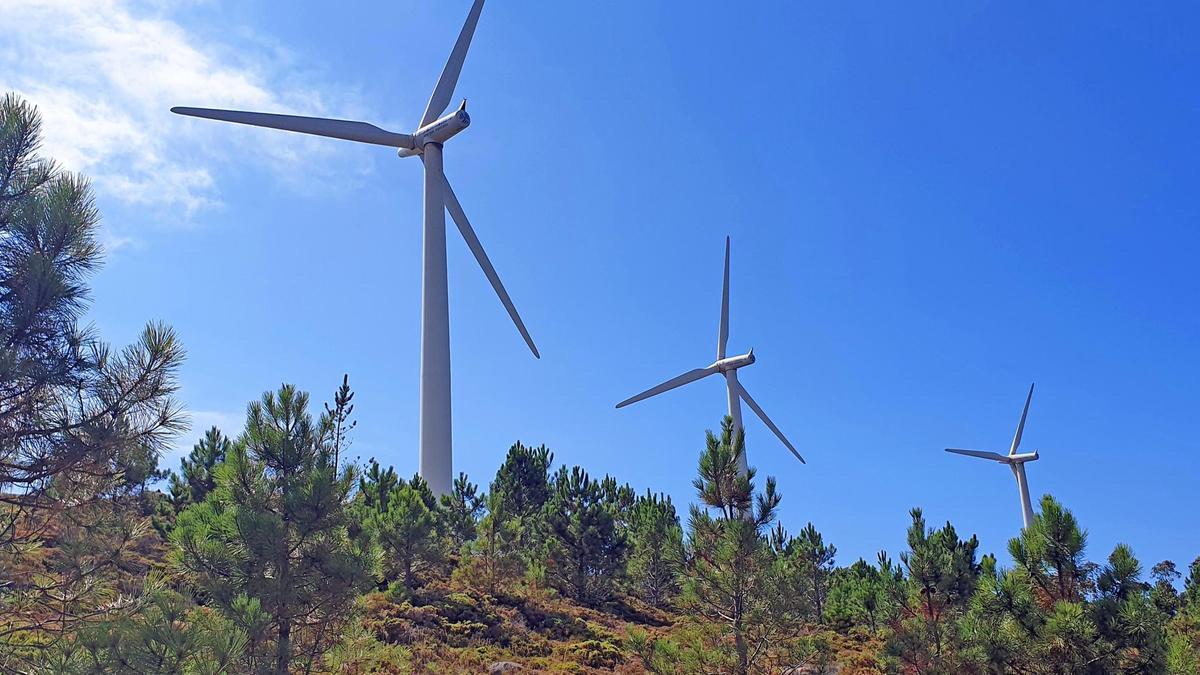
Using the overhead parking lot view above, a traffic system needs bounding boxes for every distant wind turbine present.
[946,383,1041,529]
[616,237,804,475]
[171,0,537,497]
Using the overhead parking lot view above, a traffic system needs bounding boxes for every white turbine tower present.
[171,0,538,497]
[616,237,804,475]
[946,383,1041,529]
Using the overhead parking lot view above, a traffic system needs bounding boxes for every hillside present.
[6,493,887,673]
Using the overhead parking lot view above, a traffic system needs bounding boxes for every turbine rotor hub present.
[1008,450,1039,464]
[398,107,470,157]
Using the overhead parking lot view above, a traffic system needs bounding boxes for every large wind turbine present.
[616,237,804,475]
[171,0,538,497]
[946,383,1041,529]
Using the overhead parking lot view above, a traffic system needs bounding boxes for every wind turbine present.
[946,383,1041,529]
[171,0,538,497]
[616,237,804,476]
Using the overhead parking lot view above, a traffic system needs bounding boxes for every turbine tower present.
[946,383,1041,529]
[616,237,804,475]
[171,0,538,496]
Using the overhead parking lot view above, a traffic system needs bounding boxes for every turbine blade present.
[1010,382,1035,455]
[420,0,486,128]
[737,382,805,464]
[945,448,1009,462]
[615,366,718,409]
[717,236,730,360]
[439,168,539,358]
[171,107,415,148]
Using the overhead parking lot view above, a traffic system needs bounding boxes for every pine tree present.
[1150,560,1182,616]
[489,441,555,579]
[172,383,373,675]
[824,554,900,634]
[966,499,1174,674]
[10,478,159,670]
[371,475,440,590]
[886,507,981,673]
[178,426,233,505]
[599,474,637,529]
[491,441,554,520]
[1009,494,1088,604]
[151,471,192,537]
[680,416,803,675]
[357,459,400,513]
[324,373,355,468]
[152,428,231,538]
[462,489,524,596]
[776,522,837,624]
[1169,557,1200,674]
[542,465,628,605]
[0,92,186,665]
[1184,557,1200,609]
[1094,543,1168,672]
[74,581,245,674]
[626,490,684,608]
[691,418,753,520]
[439,471,485,551]
[0,92,186,498]
[353,465,444,589]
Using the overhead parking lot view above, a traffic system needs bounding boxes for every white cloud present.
[0,0,373,219]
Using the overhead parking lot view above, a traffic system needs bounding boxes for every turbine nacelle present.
[713,349,755,372]
[1008,450,1039,464]
[400,100,471,157]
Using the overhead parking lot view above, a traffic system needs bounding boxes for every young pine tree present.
[1169,557,1200,674]
[681,416,803,675]
[626,490,684,608]
[74,580,245,674]
[1008,494,1089,604]
[462,489,525,596]
[966,498,1172,674]
[488,441,555,580]
[356,459,400,512]
[155,425,232,536]
[491,441,554,521]
[369,473,441,590]
[775,522,837,624]
[824,554,901,634]
[1093,543,1168,672]
[886,507,981,673]
[542,465,628,605]
[439,471,485,552]
[324,373,356,468]
[969,501,1088,672]
[178,426,233,505]
[153,420,230,535]
[1150,560,1182,616]
[1185,557,1200,609]
[172,383,374,675]
[600,474,637,529]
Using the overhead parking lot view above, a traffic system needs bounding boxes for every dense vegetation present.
[1,93,1198,673]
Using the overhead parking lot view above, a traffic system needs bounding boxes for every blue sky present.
[2,1,1197,572]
